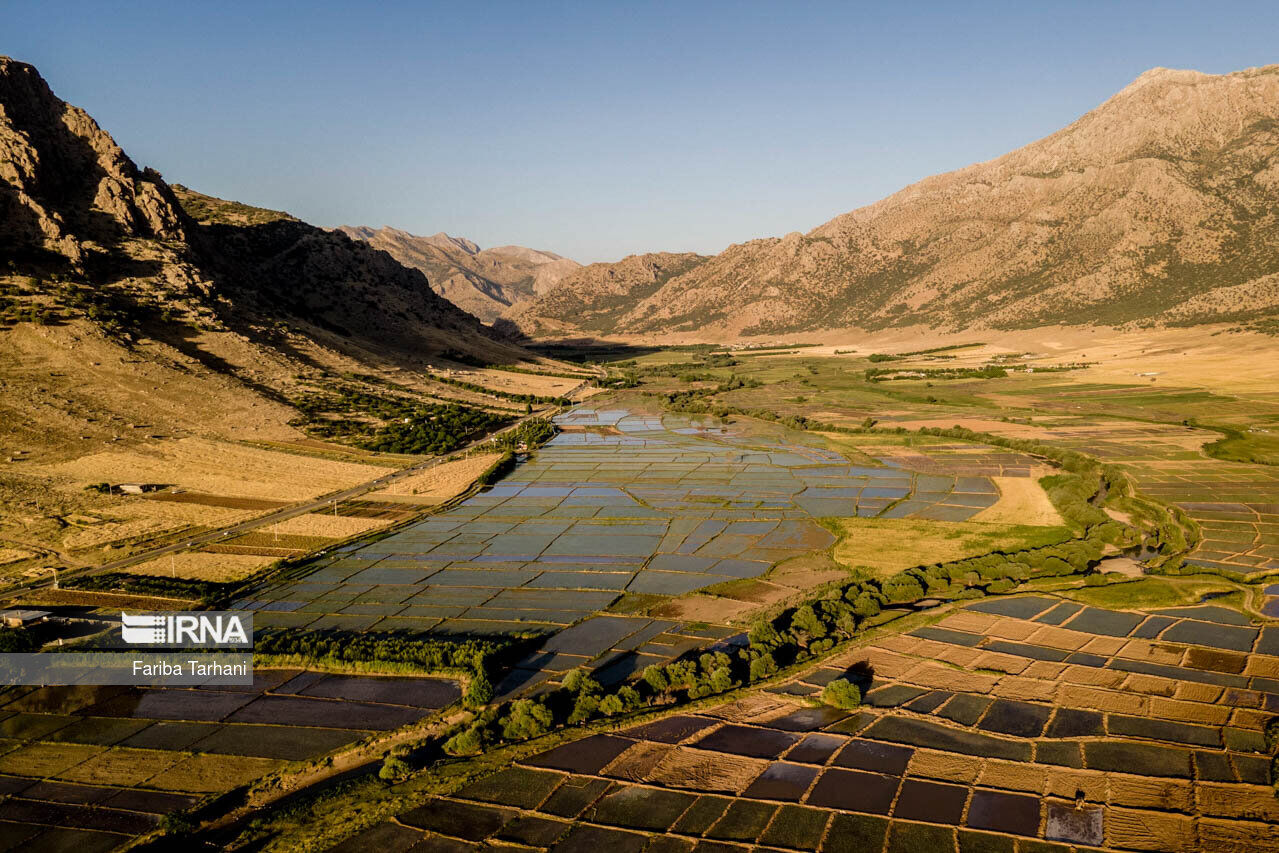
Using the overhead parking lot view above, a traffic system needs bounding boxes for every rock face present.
[336,225,579,323]
[0,56,185,263]
[0,56,512,361]
[521,65,1279,337]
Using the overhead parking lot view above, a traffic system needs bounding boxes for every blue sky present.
[8,1,1279,262]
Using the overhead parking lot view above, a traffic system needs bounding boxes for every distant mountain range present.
[335,226,579,324]
[514,65,1279,338]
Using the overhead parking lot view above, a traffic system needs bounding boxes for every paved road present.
[6,407,559,596]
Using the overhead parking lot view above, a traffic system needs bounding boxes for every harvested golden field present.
[0,548,33,566]
[56,500,253,552]
[459,368,583,397]
[970,476,1065,526]
[832,517,1071,575]
[267,512,391,539]
[370,453,501,503]
[37,437,389,501]
[56,746,186,787]
[127,550,277,582]
[11,588,199,609]
[0,742,105,778]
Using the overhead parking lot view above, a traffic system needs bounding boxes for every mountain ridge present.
[335,225,579,324]
[516,64,1279,338]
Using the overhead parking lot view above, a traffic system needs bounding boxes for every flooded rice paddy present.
[246,409,1006,639]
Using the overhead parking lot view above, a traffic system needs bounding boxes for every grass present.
[56,746,186,786]
[829,517,1073,576]
[0,742,104,777]
[1060,575,1242,610]
[1203,426,1279,466]
[146,753,286,793]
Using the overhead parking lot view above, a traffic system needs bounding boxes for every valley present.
[3,48,1279,853]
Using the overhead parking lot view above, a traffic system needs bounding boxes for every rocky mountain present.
[518,65,1279,337]
[336,225,579,323]
[0,56,521,362]
[510,252,707,335]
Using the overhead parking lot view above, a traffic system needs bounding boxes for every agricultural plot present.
[986,419,1279,575]
[249,409,1033,640]
[0,670,458,848]
[352,595,1279,853]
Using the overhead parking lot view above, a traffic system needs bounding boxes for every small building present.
[116,483,163,495]
[0,609,51,629]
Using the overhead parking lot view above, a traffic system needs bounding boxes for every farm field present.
[0,670,460,848]
[10,338,1279,851]
[244,406,1065,697]
[329,593,1279,853]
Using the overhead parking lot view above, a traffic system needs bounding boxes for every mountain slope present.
[519,65,1279,337]
[336,225,579,323]
[0,56,529,362]
[509,251,708,335]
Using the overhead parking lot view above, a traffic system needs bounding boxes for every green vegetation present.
[865,343,985,362]
[0,628,38,652]
[1201,424,1279,466]
[1062,576,1241,610]
[821,678,862,709]
[65,572,243,606]
[171,184,296,225]
[293,389,512,454]
[255,628,522,709]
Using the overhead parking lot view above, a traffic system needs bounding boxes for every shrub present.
[822,678,862,709]
[501,699,553,740]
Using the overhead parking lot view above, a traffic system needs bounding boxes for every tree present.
[641,664,669,693]
[749,653,778,682]
[464,668,493,709]
[443,724,487,755]
[567,692,600,725]
[501,698,553,740]
[789,605,827,641]
[379,749,412,780]
[562,667,601,696]
[822,678,862,709]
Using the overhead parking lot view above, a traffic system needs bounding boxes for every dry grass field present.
[369,452,502,503]
[127,550,278,582]
[37,437,389,501]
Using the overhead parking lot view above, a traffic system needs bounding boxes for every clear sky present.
[7,1,1279,262]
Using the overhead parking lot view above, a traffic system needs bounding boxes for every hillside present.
[0,56,565,577]
[337,225,579,323]
[518,65,1279,337]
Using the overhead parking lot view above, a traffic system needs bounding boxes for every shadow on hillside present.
[521,338,696,363]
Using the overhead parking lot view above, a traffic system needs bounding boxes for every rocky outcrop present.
[0,56,185,264]
[511,251,707,334]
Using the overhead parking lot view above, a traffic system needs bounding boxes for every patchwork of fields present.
[344,595,1279,853]
[247,409,1039,637]
[0,671,458,849]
